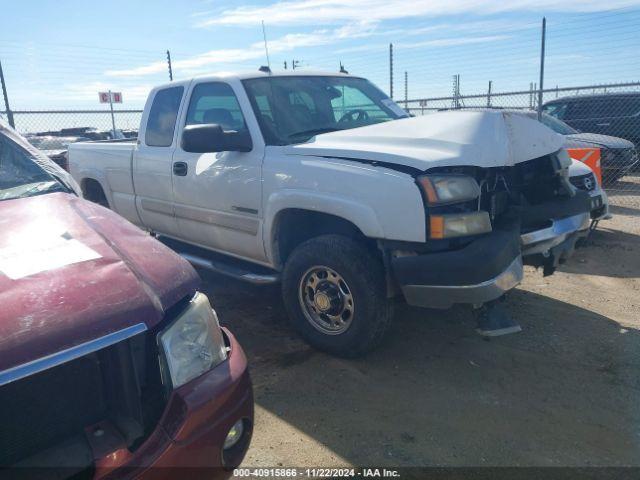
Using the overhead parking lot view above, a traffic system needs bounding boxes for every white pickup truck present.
[70,71,594,356]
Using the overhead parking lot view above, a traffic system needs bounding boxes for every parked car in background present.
[70,71,592,353]
[542,92,640,144]
[568,159,610,223]
[0,120,253,479]
[543,94,639,180]
[27,135,88,171]
[499,110,638,184]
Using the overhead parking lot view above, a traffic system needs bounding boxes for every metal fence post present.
[0,59,15,128]
[389,43,394,99]
[487,81,492,107]
[404,71,408,107]
[537,17,546,120]
[108,90,116,138]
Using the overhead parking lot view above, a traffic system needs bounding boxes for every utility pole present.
[404,71,408,107]
[166,50,173,81]
[0,59,15,128]
[537,17,546,120]
[389,43,394,99]
[487,80,492,107]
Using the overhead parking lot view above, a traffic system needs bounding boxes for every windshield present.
[0,131,65,201]
[242,76,409,145]
[540,113,579,135]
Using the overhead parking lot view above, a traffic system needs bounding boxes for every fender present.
[263,190,384,265]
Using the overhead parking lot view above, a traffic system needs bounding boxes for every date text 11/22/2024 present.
[232,469,401,478]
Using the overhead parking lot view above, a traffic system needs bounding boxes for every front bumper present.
[520,211,590,256]
[400,256,523,309]
[588,189,610,221]
[392,202,592,310]
[392,223,523,309]
[95,329,253,480]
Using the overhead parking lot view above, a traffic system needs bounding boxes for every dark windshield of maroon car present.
[0,130,67,201]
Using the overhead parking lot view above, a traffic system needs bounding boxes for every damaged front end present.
[389,148,591,311]
[474,148,591,276]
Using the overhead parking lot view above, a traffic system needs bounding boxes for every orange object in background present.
[566,147,602,185]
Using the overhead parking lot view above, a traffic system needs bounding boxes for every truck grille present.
[0,331,167,472]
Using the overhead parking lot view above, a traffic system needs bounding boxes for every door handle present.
[173,161,188,176]
[596,123,610,127]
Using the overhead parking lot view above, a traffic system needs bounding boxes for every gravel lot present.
[198,203,640,468]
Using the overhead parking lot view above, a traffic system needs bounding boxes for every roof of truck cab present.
[152,70,358,90]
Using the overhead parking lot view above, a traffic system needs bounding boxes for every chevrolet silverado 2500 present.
[0,120,253,479]
[69,71,592,356]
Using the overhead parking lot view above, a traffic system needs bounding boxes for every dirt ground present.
[198,203,640,468]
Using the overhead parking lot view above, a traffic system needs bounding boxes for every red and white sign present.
[98,92,123,103]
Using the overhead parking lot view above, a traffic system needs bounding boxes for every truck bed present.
[68,140,139,224]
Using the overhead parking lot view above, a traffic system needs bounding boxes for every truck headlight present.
[418,175,481,205]
[430,211,492,239]
[159,292,227,388]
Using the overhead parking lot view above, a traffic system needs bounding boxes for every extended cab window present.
[145,86,184,147]
[185,82,247,131]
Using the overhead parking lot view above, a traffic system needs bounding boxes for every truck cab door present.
[171,80,266,263]
[133,85,185,236]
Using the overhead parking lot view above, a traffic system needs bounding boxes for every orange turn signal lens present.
[430,215,445,239]
[418,177,439,204]
[429,212,492,239]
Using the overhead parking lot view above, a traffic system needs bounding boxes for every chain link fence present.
[0,110,142,139]
[1,7,639,210]
[3,82,638,209]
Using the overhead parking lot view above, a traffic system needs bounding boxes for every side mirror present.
[181,124,252,153]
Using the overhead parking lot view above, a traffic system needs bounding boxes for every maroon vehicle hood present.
[0,193,199,373]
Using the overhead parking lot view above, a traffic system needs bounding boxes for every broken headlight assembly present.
[418,174,481,206]
[418,174,492,239]
[159,292,227,388]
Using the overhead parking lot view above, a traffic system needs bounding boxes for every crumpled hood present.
[565,133,635,150]
[286,111,565,170]
[0,193,199,373]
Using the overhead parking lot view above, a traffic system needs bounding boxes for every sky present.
[1,0,640,115]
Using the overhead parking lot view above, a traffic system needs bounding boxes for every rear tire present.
[281,234,393,357]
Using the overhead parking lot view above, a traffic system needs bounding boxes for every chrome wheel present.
[298,266,355,335]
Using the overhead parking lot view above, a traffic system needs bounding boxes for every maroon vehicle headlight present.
[159,292,227,388]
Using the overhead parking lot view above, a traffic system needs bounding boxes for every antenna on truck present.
[261,21,271,72]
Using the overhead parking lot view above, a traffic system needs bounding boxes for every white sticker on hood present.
[0,234,101,280]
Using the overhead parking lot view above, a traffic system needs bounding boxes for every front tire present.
[281,235,393,357]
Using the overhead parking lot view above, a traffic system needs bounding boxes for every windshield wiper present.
[0,181,65,201]
[288,127,342,140]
